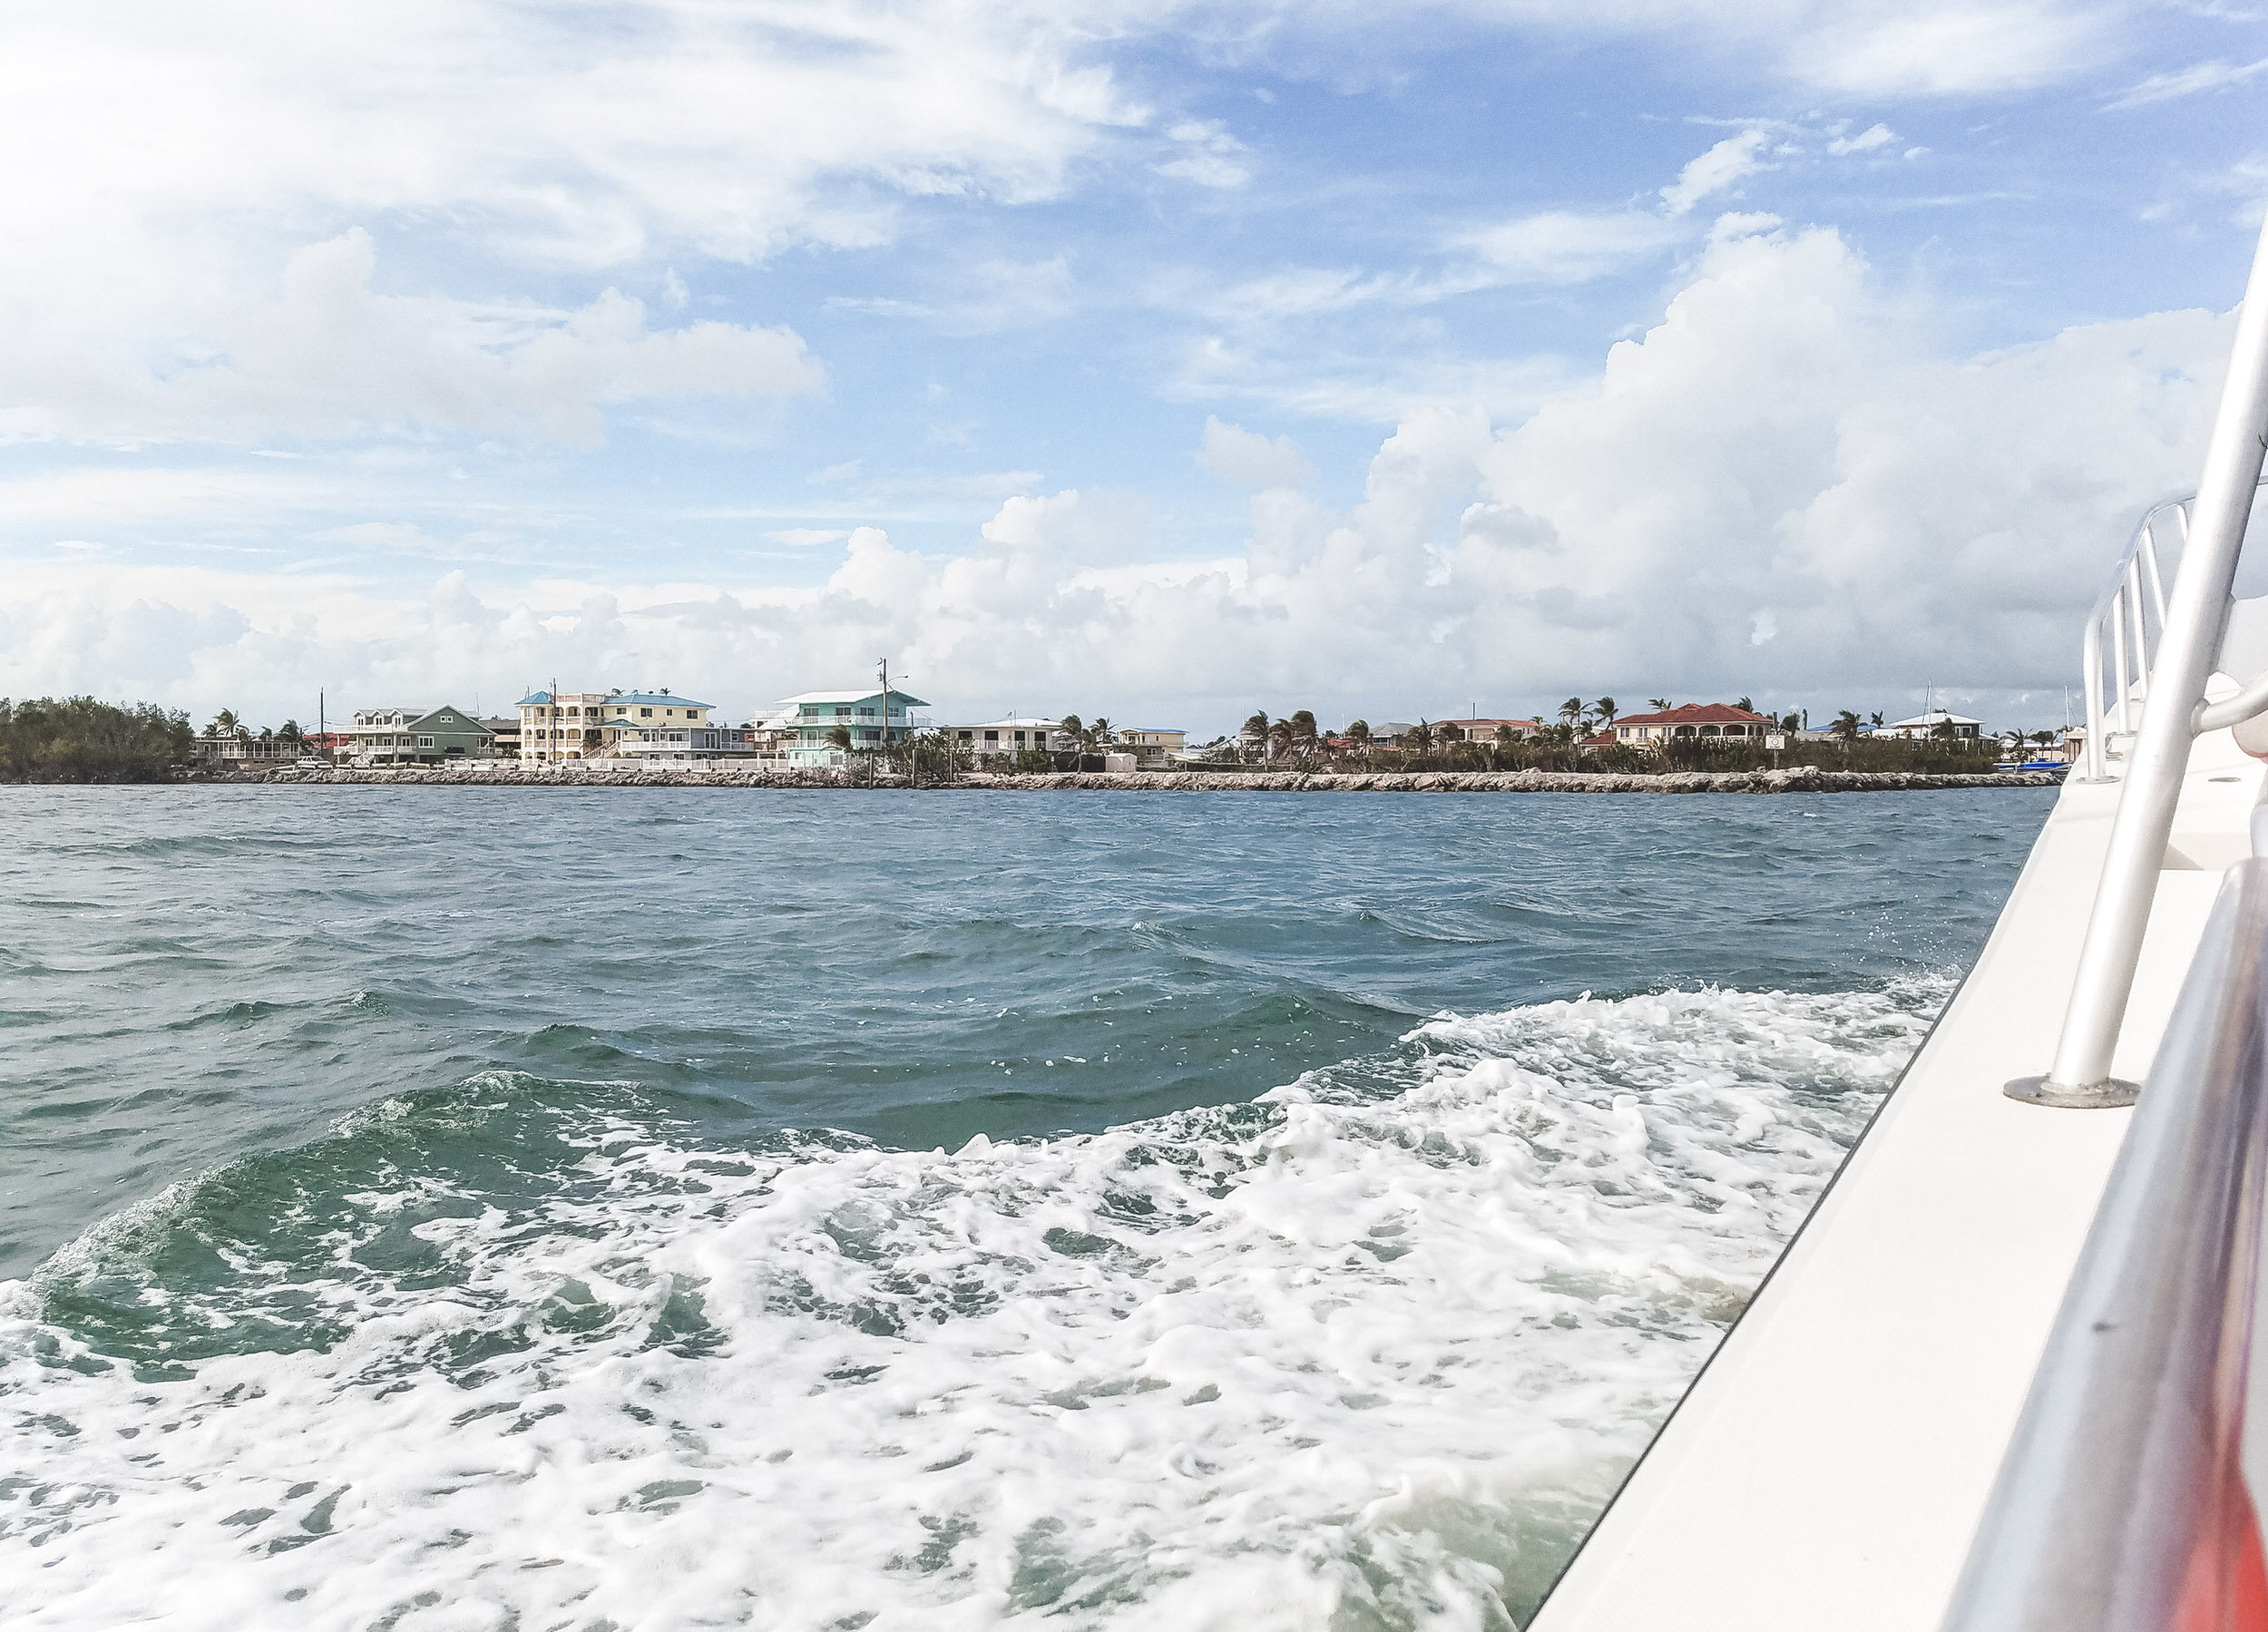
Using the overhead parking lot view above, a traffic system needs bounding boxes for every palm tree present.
[205,709,240,738]
[826,722,853,755]
[1242,710,1270,763]
[1830,710,1862,765]
[1399,719,1436,753]
[1267,717,1295,759]
[278,719,303,744]
[1088,717,1113,749]
[1591,698,1617,732]
[1289,709,1318,749]
[1558,696,1586,734]
[1647,698,1671,711]
[1870,711,1884,728]
[1735,696,1755,713]
[1345,719,1372,751]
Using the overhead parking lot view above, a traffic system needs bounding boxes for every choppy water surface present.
[1,787,2053,1629]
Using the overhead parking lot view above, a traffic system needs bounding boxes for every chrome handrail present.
[2016,209,2268,1105]
[1945,860,2268,1630]
[2077,502,2180,783]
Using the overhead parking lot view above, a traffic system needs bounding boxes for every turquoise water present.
[1,787,2053,1629]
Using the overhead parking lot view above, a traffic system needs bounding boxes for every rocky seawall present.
[193,766,2060,794]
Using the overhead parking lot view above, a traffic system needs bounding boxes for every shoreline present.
[178,765,2062,794]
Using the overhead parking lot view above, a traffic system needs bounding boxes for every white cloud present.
[1827,122,1898,155]
[1198,418,1316,490]
[5,230,823,446]
[1661,130,1770,215]
[2108,56,2268,109]
[769,529,852,548]
[2,221,2232,732]
[1468,210,1685,282]
[1156,119,1251,189]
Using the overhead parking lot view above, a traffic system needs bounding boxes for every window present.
[417,737,435,748]
[958,731,973,742]
[835,707,851,718]
[983,731,998,742]
[640,708,653,718]
[857,707,875,718]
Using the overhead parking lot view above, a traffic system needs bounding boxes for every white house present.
[942,717,1070,762]
[1878,709,1983,740]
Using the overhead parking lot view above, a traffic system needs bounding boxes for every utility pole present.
[318,688,327,766]
[876,657,888,781]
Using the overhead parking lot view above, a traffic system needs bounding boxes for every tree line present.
[0,697,194,783]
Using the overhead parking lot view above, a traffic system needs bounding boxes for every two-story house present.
[348,706,494,766]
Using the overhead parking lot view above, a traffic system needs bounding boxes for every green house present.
[347,704,495,766]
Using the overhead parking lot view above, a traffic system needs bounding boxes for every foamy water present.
[2,980,1934,1630]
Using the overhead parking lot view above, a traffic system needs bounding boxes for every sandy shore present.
[193,765,2061,793]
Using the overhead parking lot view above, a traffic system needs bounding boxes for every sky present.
[4,0,2266,737]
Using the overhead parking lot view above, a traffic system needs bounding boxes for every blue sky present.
[3,0,2265,734]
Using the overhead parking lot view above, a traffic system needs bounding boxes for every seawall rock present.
[194,766,2058,794]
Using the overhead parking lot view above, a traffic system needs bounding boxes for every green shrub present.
[0,697,194,783]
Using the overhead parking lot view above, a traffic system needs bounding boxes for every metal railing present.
[2013,209,2268,1105]
[1945,860,2268,1630]
[2077,503,2176,783]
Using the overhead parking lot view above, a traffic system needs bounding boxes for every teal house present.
[776,689,929,766]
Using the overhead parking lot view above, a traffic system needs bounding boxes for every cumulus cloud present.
[2,230,822,446]
[3,222,2232,731]
[1198,418,1316,489]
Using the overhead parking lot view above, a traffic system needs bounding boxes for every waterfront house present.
[1611,702,1776,746]
[591,692,741,762]
[480,717,521,757]
[1115,728,1187,767]
[192,733,301,767]
[349,706,494,766]
[1878,709,1983,741]
[943,717,1069,763]
[1439,718,1545,744]
[517,690,613,762]
[780,689,930,765]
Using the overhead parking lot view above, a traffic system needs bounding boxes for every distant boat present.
[1531,209,2268,1631]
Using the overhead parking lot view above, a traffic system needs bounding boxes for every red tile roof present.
[1611,703,1775,728]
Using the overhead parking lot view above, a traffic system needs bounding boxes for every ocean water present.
[0,786,2055,1629]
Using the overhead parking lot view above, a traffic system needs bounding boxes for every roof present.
[1612,703,1776,727]
[603,692,713,708]
[777,689,931,708]
[943,718,1063,729]
[1580,731,1618,747]
[1885,709,1982,728]
[1441,718,1544,729]
[516,691,551,706]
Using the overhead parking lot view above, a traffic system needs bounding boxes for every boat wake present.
[0,980,1940,1630]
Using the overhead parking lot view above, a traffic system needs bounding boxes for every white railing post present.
[2080,612,2108,782]
[2013,208,2268,1105]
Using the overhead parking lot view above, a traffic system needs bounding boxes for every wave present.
[0,980,1940,1630]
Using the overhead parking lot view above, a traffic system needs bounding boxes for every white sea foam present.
[0,982,1937,1630]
